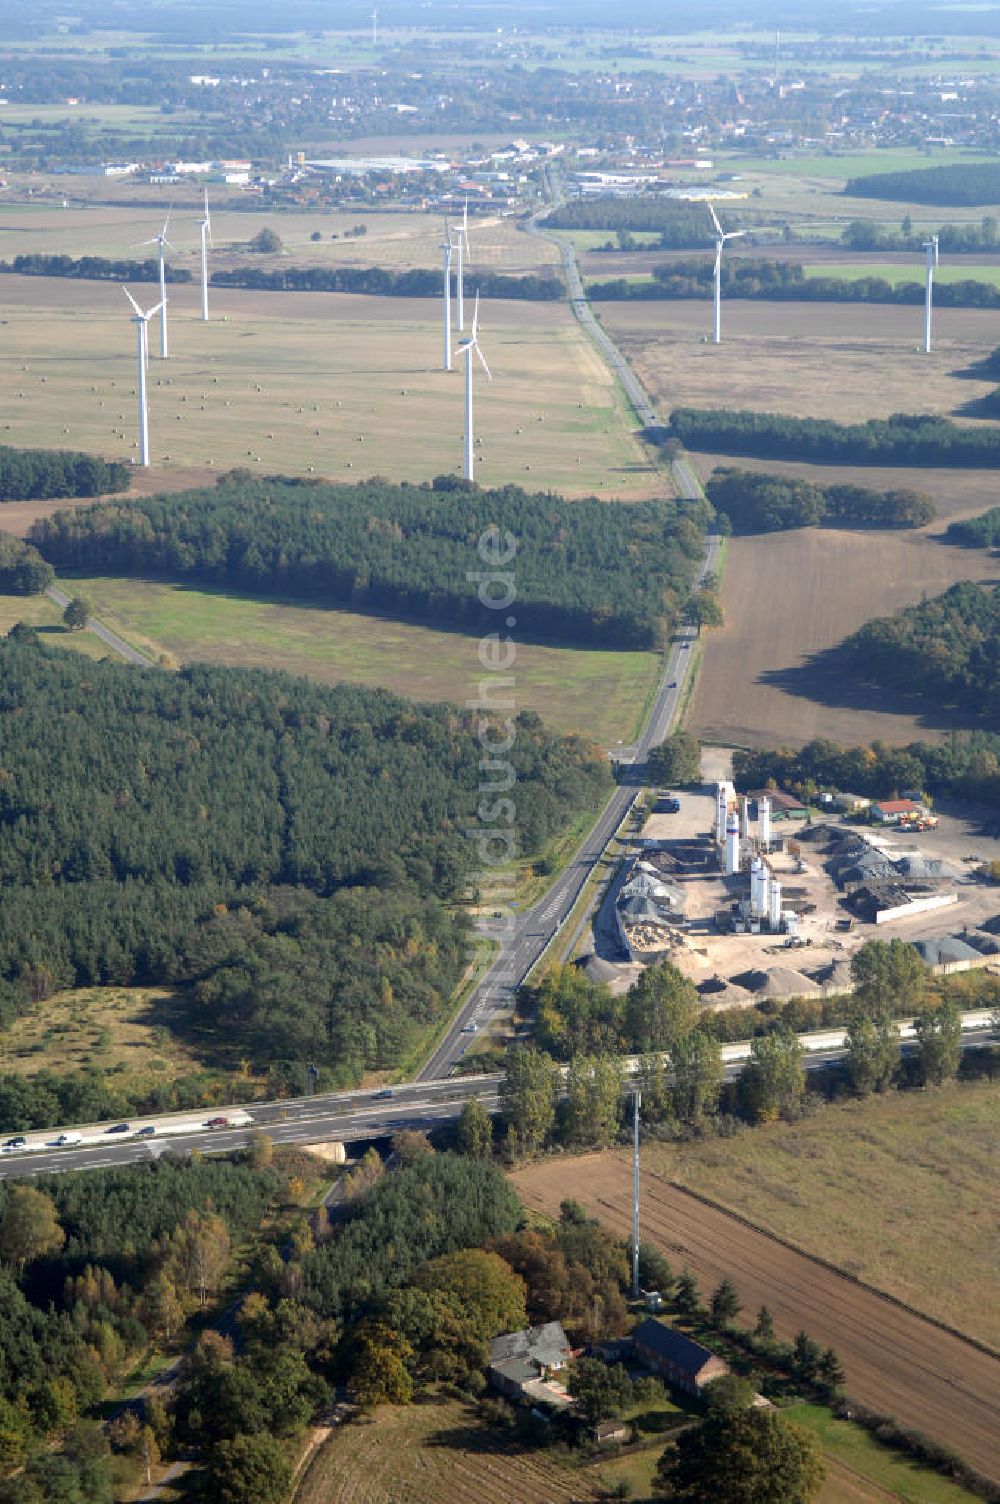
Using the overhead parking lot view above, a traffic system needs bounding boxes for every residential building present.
[631,1319,729,1396]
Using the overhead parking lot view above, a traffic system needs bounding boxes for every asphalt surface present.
[4,1021,990,1181]
[46,582,152,667]
[416,204,715,1082]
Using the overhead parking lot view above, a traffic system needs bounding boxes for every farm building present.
[487,1322,575,1409]
[631,1318,729,1396]
[871,799,927,825]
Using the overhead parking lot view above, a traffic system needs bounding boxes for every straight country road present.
[46,581,153,667]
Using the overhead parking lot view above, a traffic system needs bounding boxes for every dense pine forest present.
[30,474,707,649]
[0,640,609,1076]
[668,408,1000,467]
[0,444,129,502]
[844,162,1000,206]
[210,264,563,299]
[843,582,1000,714]
[706,468,934,533]
[591,258,1000,307]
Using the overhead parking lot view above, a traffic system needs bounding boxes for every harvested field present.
[688,518,999,748]
[294,1395,603,1504]
[509,1151,1000,1481]
[596,298,1000,425]
[0,276,658,498]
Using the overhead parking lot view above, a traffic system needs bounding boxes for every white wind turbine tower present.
[122,286,163,468]
[708,202,745,345]
[137,210,175,357]
[924,234,939,353]
[441,221,454,371]
[198,190,213,322]
[453,197,471,331]
[458,291,491,482]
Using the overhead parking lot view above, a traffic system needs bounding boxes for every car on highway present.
[374,1089,395,1100]
[106,1122,131,1134]
[668,680,677,688]
[136,1125,157,1138]
[460,1024,478,1034]
[51,1133,82,1147]
[2,1137,26,1153]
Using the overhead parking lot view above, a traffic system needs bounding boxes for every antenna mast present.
[632,1088,641,1300]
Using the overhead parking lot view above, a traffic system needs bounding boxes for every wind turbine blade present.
[476,343,492,381]
[122,285,143,316]
[724,230,747,241]
[471,290,480,338]
[147,301,164,319]
[707,203,723,237]
[162,208,172,239]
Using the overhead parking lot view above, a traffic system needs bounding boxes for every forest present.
[946,506,1000,548]
[0,444,129,503]
[705,468,935,533]
[0,253,193,284]
[735,732,1000,813]
[668,408,1000,467]
[844,162,1000,206]
[843,581,1000,714]
[210,264,563,300]
[591,257,1000,308]
[30,472,708,649]
[0,640,609,1077]
[0,534,54,594]
[840,216,1000,252]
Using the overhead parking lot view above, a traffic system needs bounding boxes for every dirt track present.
[509,1153,1000,1481]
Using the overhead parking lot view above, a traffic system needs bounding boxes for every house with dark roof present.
[487,1321,574,1408]
[631,1318,729,1396]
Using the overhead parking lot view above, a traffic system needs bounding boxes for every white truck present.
[204,1110,255,1130]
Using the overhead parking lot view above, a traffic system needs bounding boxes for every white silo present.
[716,785,729,845]
[758,795,772,851]
[740,796,751,839]
[749,858,769,918]
[783,909,799,938]
[725,811,741,875]
[768,879,782,930]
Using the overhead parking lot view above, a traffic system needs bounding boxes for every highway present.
[417,200,713,1080]
[3,1015,991,1181]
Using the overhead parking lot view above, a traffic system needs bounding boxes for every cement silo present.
[758,795,772,851]
[725,811,741,875]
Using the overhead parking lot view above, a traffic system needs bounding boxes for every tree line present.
[844,162,1000,207]
[30,472,708,650]
[844,581,1000,714]
[542,196,720,245]
[734,732,1000,815]
[946,505,1000,549]
[706,468,935,534]
[667,408,1000,467]
[591,257,1000,309]
[0,640,609,1080]
[0,444,129,503]
[210,264,563,300]
[841,215,1000,253]
[0,253,193,284]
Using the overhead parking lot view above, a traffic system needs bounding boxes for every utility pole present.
[632,1087,641,1300]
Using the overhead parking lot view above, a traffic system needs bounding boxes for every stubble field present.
[0,275,659,496]
[596,296,1000,747]
[509,1122,1000,1481]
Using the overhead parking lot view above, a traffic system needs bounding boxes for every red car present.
[205,1116,229,1129]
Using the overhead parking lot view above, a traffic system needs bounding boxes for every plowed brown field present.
[508,1154,1000,1482]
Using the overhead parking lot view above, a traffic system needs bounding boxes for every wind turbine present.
[441,221,454,372]
[122,286,163,468]
[923,234,939,354]
[453,197,471,331]
[708,203,745,345]
[198,190,213,322]
[371,6,377,44]
[137,211,175,357]
[457,291,491,482]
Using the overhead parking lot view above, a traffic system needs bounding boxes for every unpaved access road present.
[509,1153,1000,1482]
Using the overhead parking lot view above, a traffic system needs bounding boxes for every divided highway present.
[3,1015,991,1181]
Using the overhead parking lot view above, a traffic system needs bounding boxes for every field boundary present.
[657,1171,1000,1363]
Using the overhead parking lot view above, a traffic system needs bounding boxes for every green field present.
[62,575,662,746]
[0,588,111,660]
[644,1082,1000,1346]
[805,261,1000,287]
[787,1405,981,1504]
[717,147,1000,181]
